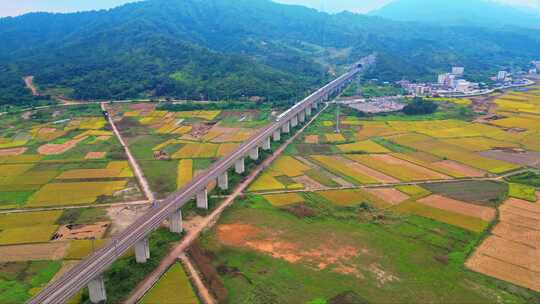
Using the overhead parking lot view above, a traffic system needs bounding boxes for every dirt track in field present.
[37,136,87,155]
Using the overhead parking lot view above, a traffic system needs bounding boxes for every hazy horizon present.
[1,0,539,18]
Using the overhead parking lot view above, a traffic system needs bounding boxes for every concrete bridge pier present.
[196,189,208,209]
[169,209,183,234]
[262,137,271,151]
[218,172,228,190]
[282,121,290,134]
[88,275,107,304]
[299,111,306,123]
[249,147,259,160]
[135,238,150,263]
[273,130,281,142]
[306,107,312,117]
[235,158,245,174]
[291,115,298,127]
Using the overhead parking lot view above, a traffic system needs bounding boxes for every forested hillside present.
[1,0,540,106]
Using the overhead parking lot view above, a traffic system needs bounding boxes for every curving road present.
[29,60,369,304]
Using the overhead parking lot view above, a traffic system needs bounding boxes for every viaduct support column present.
[291,115,298,127]
[312,102,318,110]
[262,137,271,151]
[249,147,259,160]
[235,158,245,174]
[306,107,312,117]
[299,111,306,123]
[282,121,290,134]
[169,209,183,234]
[196,189,208,210]
[273,130,281,142]
[88,275,107,304]
[218,172,228,191]
[135,238,150,263]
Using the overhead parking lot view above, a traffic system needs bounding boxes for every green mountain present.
[370,0,540,29]
[1,0,540,106]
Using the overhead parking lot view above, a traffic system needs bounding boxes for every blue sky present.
[1,0,539,17]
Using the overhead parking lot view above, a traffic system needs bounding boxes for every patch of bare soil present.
[283,204,318,219]
[107,205,150,235]
[52,222,109,241]
[0,147,27,156]
[365,188,409,205]
[217,223,380,279]
[0,243,68,262]
[129,103,155,112]
[304,135,319,144]
[466,197,540,292]
[418,195,496,221]
[37,136,87,155]
[85,151,106,159]
[293,175,324,191]
[433,160,486,177]
[24,76,39,96]
[479,150,540,168]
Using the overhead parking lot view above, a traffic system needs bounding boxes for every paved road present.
[29,62,362,303]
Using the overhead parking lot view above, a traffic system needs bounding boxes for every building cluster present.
[398,66,479,97]
[397,65,534,98]
[529,61,540,75]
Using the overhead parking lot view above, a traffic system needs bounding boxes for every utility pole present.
[335,103,340,133]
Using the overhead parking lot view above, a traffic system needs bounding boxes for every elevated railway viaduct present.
[29,57,372,304]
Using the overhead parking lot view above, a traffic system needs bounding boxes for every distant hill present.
[1,0,540,106]
[370,0,540,28]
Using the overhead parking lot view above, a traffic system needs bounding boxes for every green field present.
[141,263,199,304]
[422,181,508,206]
[197,195,537,303]
[0,261,62,304]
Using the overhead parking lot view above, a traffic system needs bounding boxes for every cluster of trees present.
[1,0,539,106]
[402,98,438,115]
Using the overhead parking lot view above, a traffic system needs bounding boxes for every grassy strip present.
[79,228,182,304]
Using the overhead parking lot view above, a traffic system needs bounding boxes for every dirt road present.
[23,76,39,96]
[102,102,155,202]
[124,104,329,304]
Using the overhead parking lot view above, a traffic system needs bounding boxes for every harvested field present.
[418,195,496,222]
[0,147,27,156]
[304,135,319,144]
[479,150,540,168]
[432,160,486,177]
[292,175,324,190]
[365,188,409,205]
[467,196,540,292]
[37,136,87,155]
[0,243,68,262]
[423,181,507,206]
[263,193,305,207]
[349,154,450,181]
[84,152,106,159]
[466,254,540,292]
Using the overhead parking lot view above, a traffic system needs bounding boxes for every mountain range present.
[1,0,540,106]
[370,0,540,28]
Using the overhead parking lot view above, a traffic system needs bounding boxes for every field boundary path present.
[124,103,329,304]
[102,102,155,202]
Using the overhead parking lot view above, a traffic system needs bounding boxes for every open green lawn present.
[0,261,62,304]
[198,195,538,304]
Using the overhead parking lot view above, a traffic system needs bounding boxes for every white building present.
[437,73,448,85]
[452,67,465,75]
[529,68,537,75]
[533,61,540,69]
[497,71,508,81]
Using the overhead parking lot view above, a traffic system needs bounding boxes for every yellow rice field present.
[175,110,221,121]
[56,161,133,179]
[271,156,310,177]
[172,143,219,158]
[27,181,127,207]
[323,133,346,143]
[177,159,193,188]
[317,189,387,208]
[0,210,62,230]
[337,140,390,153]
[263,193,305,206]
[248,173,286,192]
[310,155,378,184]
[0,225,59,245]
